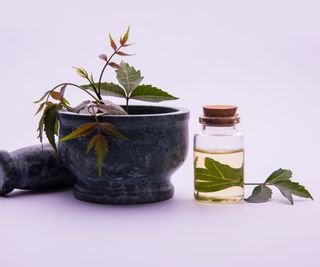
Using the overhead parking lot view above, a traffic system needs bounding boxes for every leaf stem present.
[97,45,123,97]
[86,76,99,99]
[244,183,264,186]
[46,83,99,103]
[125,97,129,113]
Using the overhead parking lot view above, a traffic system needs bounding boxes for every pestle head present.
[0,150,17,195]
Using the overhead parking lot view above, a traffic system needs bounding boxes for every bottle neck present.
[201,125,238,136]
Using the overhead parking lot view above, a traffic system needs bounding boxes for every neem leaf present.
[121,26,130,45]
[116,51,133,56]
[194,157,243,193]
[50,91,61,100]
[59,123,96,142]
[265,168,292,184]
[204,157,243,180]
[116,61,143,95]
[86,133,108,176]
[34,90,50,104]
[35,102,46,115]
[274,183,294,204]
[98,123,128,141]
[74,67,88,78]
[99,54,108,61]
[245,185,272,203]
[109,33,117,50]
[195,168,241,183]
[195,180,242,193]
[130,85,179,103]
[37,107,47,143]
[82,83,126,98]
[109,62,120,69]
[274,180,313,204]
[43,104,60,152]
[60,84,67,99]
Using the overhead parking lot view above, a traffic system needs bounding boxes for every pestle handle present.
[0,150,18,195]
[0,144,76,196]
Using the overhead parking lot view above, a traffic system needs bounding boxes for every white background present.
[0,0,319,266]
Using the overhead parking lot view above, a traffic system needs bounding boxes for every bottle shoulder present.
[194,131,244,151]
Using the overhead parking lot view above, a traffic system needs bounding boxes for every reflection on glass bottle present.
[194,105,244,203]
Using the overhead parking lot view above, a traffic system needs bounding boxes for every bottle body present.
[194,126,244,203]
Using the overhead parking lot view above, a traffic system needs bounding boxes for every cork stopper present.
[200,105,240,126]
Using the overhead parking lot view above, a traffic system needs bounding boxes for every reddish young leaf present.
[50,91,61,100]
[122,43,133,47]
[120,36,124,46]
[116,51,133,56]
[109,33,117,50]
[99,54,108,61]
[60,84,67,99]
[108,62,120,69]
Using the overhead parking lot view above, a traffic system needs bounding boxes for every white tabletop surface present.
[1,1,319,266]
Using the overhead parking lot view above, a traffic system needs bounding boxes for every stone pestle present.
[0,144,76,196]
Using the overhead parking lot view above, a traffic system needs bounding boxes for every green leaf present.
[37,110,46,143]
[194,156,199,167]
[116,61,143,95]
[130,84,179,102]
[43,104,60,152]
[74,67,88,78]
[60,123,96,142]
[86,133,108,176]
[82,83,126,98]
[35,102,46,115]
[34,90,50,104]
[195,168,241,183]
[245,185,273,203]
[194,158,243,193]
[37,102,55,143]
[274,180,313,204]
[265,168,292,184]
[274,183,294,204]
[195,180,242,192]
[98,123,128,141]
[122,26,130,45]
[204,157,243,180]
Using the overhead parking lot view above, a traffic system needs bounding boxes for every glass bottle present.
[194,105,244,203]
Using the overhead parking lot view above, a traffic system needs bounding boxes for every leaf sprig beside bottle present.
[245,168,313,204]
[195,157,313,205]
